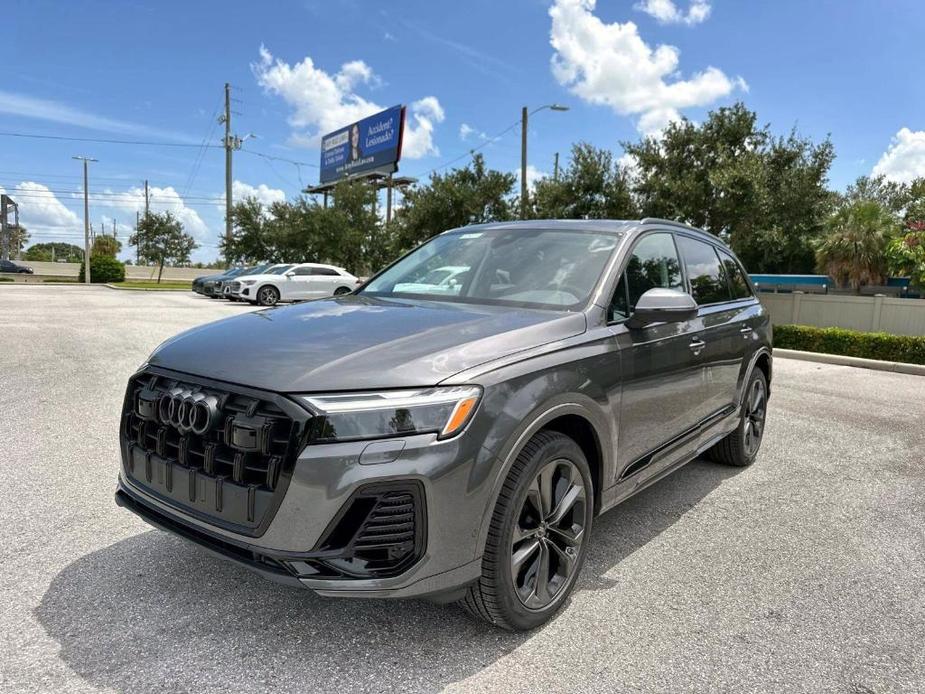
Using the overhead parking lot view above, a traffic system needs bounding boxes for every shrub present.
[774,324,925,365]
[78,256,126,283]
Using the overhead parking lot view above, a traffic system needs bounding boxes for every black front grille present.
[120,369,308,536]
[315,482,426,578]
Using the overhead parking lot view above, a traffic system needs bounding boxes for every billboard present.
[319,105,406,184]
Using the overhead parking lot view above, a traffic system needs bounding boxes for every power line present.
[408,118,522,179]
[0,131,220,148]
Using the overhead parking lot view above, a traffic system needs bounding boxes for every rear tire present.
[256,285,280,307]
[459,431,593,631]
[709,368,768,467]
[334,286,352,295]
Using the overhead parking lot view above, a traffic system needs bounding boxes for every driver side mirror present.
[285,271,295,279]
[626,288,697,329]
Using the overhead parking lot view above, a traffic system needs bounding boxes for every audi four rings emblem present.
[156,387,220,435]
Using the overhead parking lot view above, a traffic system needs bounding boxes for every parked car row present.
[192,262,360,306]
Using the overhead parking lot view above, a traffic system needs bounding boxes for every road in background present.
[1,285,923,693]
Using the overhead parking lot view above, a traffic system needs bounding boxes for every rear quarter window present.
[676,236,730,305]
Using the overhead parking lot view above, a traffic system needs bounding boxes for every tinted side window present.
[677,236,729,305]
[718,249,752,299]
[609,232,683,321]
[292,267,313,276]
[311,267,339,276]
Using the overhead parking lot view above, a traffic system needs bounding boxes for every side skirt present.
[599,405,739,514]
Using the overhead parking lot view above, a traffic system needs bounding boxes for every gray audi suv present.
[116,219,771,630]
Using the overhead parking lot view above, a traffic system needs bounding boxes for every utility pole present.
[553,152,560,182]
[520,104,569,220]
[73,156,97,284]
[135,211,140,265]
[223,82,233,256]
[144,179,149,217]
[520,106,528,220]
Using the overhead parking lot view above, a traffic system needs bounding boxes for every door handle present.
[739,326,752,338]
[688,338,706,353]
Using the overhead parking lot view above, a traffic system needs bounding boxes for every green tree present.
[91,234,121,258]
[221,196,273,265]
[843,175,909,214]
[732,131,836,273]
[816,200,898,290]
[24,242,84,263]
[532,142,637,220]
[130,211,197,283]
[622,103,835,273]
[887,229,925,288]
[392,154,516,254]
[8,224,29,258]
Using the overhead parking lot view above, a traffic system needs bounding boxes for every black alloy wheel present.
[709,367,768,467]
[460,430,593,630]
[743,376,767,458]
[510,458,587,610]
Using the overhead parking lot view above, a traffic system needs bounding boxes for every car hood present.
[149,295,587,391]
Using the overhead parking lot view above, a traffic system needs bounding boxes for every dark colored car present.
[0,259,33,274]
[116,219,771,630]
[194,267,253,298]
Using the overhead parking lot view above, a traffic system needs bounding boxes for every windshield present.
[362,228,619,310]
[267,264,294,275]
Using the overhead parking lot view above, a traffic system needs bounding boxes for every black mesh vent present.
[318,483,425,578]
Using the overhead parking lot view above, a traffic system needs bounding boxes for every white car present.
[392,265,470,295]
[230,263,359,306]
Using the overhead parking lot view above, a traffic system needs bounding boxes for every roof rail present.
[639,217,704,233]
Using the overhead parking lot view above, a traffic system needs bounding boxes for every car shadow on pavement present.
[36,460,739,693]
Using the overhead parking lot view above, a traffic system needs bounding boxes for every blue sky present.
[3,0,925,262]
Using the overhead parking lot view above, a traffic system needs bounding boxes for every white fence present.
[760,292,925,337]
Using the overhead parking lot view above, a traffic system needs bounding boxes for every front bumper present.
[117,417,494,599]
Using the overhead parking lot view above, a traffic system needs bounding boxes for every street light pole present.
[73,156,97,284]
[520,104,569,220]
[520,106,528,220]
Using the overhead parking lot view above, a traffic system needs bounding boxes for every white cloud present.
[0,182,81,236]
[635,0,711,25]
[0,90,194,141]
[231,180,286,207]
[460,122,490,142]
[253,46,444,158]
[872,128,925,183]
[88,185,211,242]
[514,165,548,191]
[549,0,745,135]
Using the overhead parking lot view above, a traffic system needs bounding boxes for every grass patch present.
[0,276,13,282]
[774,324,925,365]
[43,277,78,283]
[110,280,192,290]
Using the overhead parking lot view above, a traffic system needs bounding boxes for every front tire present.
[460,431,593,630]
[256,285,280,307]
[709,368,768,467]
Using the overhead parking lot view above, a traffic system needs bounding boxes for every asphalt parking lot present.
[2,284,924,693]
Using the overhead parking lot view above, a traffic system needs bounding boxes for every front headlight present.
[299,386,481,442]
[241,279,257,285]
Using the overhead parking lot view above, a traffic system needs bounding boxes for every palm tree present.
[816,200,897,290]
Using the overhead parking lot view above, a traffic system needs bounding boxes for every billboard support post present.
[386,173,393,224]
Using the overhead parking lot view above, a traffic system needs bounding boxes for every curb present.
[104,284,190,292]
[774,348,925,377]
